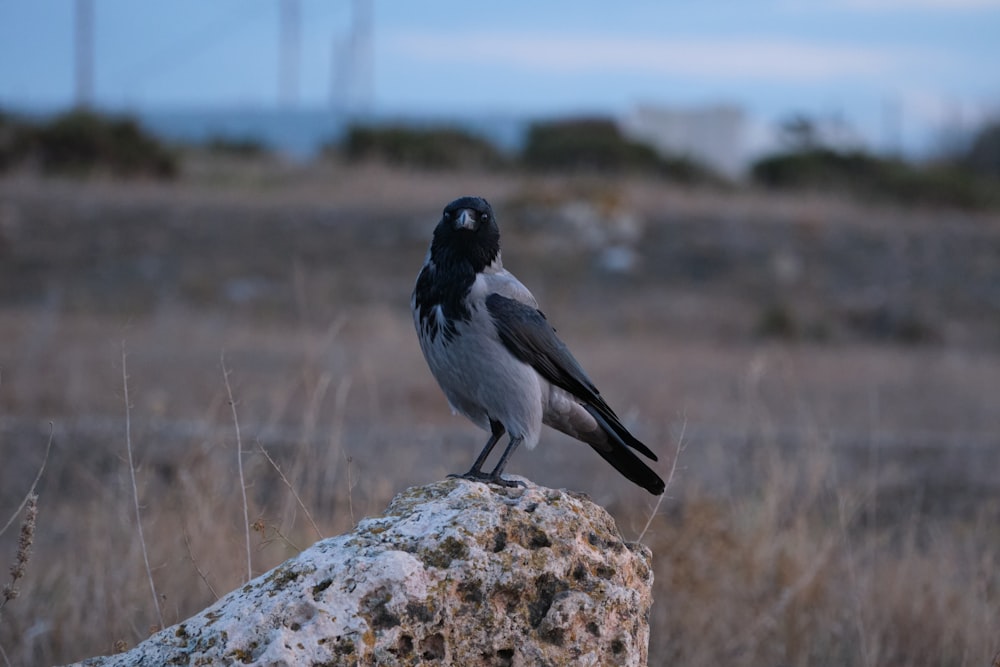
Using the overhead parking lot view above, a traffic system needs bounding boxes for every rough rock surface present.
[71,478,653,666]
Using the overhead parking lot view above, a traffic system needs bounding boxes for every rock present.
[69,478,653,666]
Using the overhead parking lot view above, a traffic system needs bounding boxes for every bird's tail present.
[583,405,665,495]
[588,442,665,495]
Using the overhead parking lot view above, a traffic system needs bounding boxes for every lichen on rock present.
[68,477,653,666]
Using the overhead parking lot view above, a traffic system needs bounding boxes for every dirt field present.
[1,162,998,665]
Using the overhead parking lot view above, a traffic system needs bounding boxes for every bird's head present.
[430,196,501,271]
[442,196,495,233]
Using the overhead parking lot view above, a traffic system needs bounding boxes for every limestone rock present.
[70,478,653,666]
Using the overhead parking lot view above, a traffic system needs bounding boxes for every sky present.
[1,0,999,154]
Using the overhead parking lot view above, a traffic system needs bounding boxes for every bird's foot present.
[488,474,526,488]
[447,470,487,483]
[448,471,525,488]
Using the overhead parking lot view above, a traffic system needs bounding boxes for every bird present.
[411,195,665,495]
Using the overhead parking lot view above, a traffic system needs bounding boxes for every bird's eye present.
[443,211,451,220]
[480,212,489,221]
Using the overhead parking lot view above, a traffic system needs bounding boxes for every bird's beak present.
[455,209,477,231]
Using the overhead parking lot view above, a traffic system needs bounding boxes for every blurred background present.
[1,2,999,665]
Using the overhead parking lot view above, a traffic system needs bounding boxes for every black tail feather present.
[587,441,665,495]
[583,403,658,461]
[584,405,665,495]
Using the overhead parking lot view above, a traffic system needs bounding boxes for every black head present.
[430,196,501,272]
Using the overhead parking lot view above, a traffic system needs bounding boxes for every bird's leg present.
[486,436,525,488]
[450,419,505,481]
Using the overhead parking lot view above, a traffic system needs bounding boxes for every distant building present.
[619,104,748,178]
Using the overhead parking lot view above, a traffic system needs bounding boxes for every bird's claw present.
[448,471,525,488]
[487,475,525,488]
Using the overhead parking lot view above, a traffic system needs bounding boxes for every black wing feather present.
[485,293,658,462]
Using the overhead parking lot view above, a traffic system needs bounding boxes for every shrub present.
[521,117,720,184]
[875,161,998,210]
[755,302,798,339]
[27,110,177,178]
[751,148,881,191]
[842,302,939,344]
[522,118,660,172]
[0,111,34,172]
[338,124,507,170]
[203,136,271,158]
[962,120,1000,178]
[751,148,998,210]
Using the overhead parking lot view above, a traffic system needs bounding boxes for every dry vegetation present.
[0,161,999,665]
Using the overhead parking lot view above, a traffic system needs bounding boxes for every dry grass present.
[0,166,998,665]
[641,409,1000,666]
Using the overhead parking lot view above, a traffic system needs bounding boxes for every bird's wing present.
[478,267,538,309]
[485,293,657,461]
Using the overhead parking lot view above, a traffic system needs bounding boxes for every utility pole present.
[279,0,300,107]
[74,0,94,108]
[352,0,373,113]
[330,0,373,114]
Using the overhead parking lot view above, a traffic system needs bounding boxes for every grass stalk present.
[256,440,323,542]
[221,352,253,584]
[121,342,164,628]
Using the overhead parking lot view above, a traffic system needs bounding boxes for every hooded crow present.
[411,196,665,495]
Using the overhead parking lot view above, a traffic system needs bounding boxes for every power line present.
[115,2,271,99]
